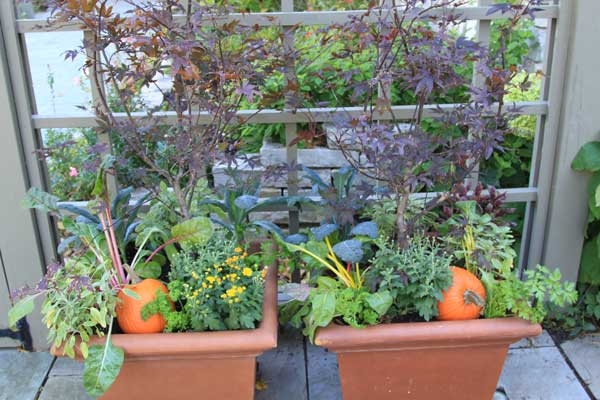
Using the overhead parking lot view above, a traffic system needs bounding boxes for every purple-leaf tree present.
[326,0,539,247]
[48,0,286,219]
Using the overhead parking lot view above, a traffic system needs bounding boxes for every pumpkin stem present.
[464,289,485,308]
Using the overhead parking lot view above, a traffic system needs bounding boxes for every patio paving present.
[1,328,597,400]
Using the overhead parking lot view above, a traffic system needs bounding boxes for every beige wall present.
[0,26,47,350]
[542,1,600,282]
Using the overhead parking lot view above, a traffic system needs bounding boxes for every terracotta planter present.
[52,265,277,400]
[314,317,541,400]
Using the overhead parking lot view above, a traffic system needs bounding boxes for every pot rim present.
[314,317,542,352]
[52,263,278,359]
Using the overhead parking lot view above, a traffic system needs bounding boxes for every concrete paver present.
[561,333,600,398]
[0,350,53,400]
[306,342,342,400]
[510,330,555,349]
[0,329,594,400]
[498,346,591,400]
[37,376,91,400]
[256,326,307,400]
[46,357,84,377]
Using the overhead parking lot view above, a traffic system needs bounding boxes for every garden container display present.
[315,317,541,400]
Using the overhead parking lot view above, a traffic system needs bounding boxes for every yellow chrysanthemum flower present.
[242,267,253,277]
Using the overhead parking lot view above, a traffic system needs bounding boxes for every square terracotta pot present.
[314,317,541,400]
[52,265,278,400]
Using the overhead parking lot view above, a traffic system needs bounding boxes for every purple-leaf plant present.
[323,0,540,247]
[48,0,286,219]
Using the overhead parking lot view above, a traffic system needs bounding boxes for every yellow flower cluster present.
[221,285,247,303]
[184,245,261,305]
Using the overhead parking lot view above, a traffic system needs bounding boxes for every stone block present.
[561,334,600,398]
[306,343,342,400]
[260,141,360,168]
[510,330,555,349]
[498,347,590,400]
[37,376,91,400]
[49,357,84,377]
[323,122,413,150]
[255,326,307,400]
[0,350,53,400]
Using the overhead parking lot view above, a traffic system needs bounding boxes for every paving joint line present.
[34,355,56,400]
[550,335,597,400]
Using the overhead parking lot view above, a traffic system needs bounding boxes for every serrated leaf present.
[172,216,214,250]
[350,221,378,239]
[572,141,600,172]
[332,239,363,263]
[83,340,124,397]
[234,195,259,210]
[311,224,338,241]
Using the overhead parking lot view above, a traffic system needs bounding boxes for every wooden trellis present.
[1,0,589,348]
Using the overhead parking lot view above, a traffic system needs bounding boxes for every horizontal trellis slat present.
[32,101,549,129]
[16,5,559,33]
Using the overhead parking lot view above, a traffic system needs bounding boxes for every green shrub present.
[42,128,98,201]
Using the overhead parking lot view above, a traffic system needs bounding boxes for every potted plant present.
[8,157,278,398]
[275,1,579,399]
[9,0,287,398]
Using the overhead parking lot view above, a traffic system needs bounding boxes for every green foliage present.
[440,200,517,273]
[171,216,214,250]
[547,140,600,335]
[8,294,40,329]
[546,284,600,337]
[135,181,214,248]
[365,237,453,322]
[284,276,393,342]
[22,187,60,216]
[238,29,374,149]
[480,73,540,188]
[40,256,118,359]
[203,184,308,242]
[490,18,539,68]
[42,128,98,201]
[302,166,371,237]
[165,233,266,331]
[482,265,578,323]
[571,141,600,286]
[141,289,189,332]
[83,337,124,398]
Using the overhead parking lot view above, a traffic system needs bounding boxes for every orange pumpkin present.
[116,278,171,334]
[437,267,486,321]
